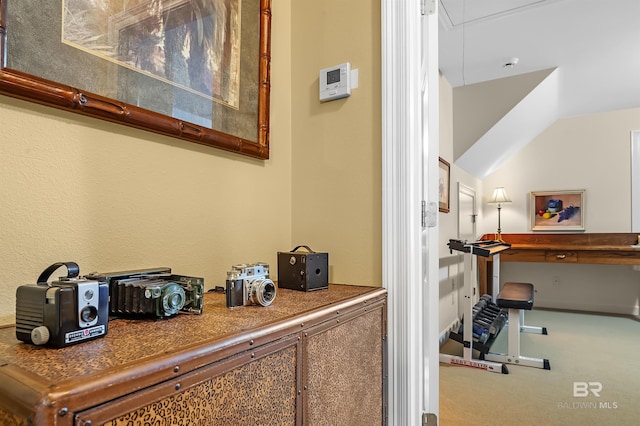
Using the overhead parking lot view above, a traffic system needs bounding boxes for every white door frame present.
[382,0,439,424]
[422,0,440,419]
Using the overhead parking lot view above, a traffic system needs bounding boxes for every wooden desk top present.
[480,233,640,265]
[483,233,640,250]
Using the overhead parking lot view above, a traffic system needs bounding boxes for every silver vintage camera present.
[225,263,276,308]
[15,262,109,348]
[87,268,204,318]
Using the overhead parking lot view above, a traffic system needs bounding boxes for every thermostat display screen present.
[319,62,351,102]
[327,69,341,85]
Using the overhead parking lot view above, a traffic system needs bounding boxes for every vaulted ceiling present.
[438,0,640,177]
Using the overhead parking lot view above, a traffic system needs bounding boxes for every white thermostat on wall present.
[319,62,351,102]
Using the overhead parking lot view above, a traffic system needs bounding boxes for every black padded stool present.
[485,282,551,370]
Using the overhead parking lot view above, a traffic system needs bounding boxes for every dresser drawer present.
[545,251,578,262]
[500,249,546,262]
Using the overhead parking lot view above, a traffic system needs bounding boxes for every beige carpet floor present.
[439,309,640,425]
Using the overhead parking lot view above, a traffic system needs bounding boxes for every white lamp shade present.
[488,187,512,204]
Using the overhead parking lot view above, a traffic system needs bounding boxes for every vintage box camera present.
[15,262,109,348]
[226,262,276,308]
[87,268,204,318]
[278,245,328,291]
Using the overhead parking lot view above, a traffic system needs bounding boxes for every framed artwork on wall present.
[530,190,585,231]
[0,0,272,159]
[439,157,450,213]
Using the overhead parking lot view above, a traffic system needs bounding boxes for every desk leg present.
[492,253,501,303]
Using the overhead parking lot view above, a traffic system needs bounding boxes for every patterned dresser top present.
[0,284,384,383]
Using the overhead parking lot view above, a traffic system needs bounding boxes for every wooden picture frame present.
[530,190,585,231]
[0,0,271,159]
[439,157,450,213]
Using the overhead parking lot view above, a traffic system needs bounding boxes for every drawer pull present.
[556,254,566,259]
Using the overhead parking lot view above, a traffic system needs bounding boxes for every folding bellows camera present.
[87,267,204,318]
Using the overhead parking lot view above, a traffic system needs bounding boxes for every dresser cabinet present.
[0,285,387,425]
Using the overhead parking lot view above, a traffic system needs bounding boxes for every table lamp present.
[488,187,512,241]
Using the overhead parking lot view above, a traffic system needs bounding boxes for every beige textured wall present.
[0,0,293,325]
[483,108,640,234]
[290,0,382,286]
[483,107,640,315]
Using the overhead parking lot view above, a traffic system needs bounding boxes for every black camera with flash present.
[15,262,109,348]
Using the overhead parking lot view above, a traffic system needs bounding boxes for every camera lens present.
[80,305,98,324]
[161,283,186,316]
[249,278,276,307]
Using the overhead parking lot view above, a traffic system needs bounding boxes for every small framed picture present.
[439,157,450,213]
[530,190,585,231]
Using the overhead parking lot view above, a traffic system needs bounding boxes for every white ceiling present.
[438,0,640,118]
